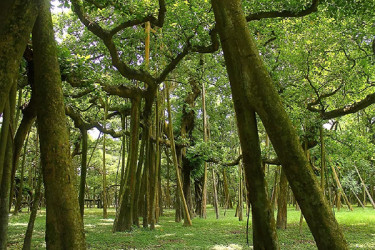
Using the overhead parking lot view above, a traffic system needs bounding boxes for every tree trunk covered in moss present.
[141,138,149,228]
[9,47,37,212]
[78,129,88,217]
[211,0,348,249]
[113,98,141,231]
[150,92,161,229]
[133,132,146,227]
[32,0,86,248]
[276,168,288,229]
[0,85,16,249]
[0,0,39,114]
[0,102,10,193]
[148,132,156,227]
[119,115,127,202]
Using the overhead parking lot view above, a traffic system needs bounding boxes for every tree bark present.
[102,98,108,218]
[0,0,39,114]
[150,91,161,229]
[211,0,348,249]
[0,86,16,249]
[113,98,141,231]
[32,0,86,248]
[78,129,88,217]
[276,167,288,229]
[133,132,146,227]
[320,127,325,195]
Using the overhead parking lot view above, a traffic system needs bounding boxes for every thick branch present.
[70,0,156,85]
[206,155,243,167]
[306,84,343,112]
[320,92,375,120]
[191,28,220,54]
[246,0,319,21]
[64,88,93,98]
[156,46,190,84]
[66,105,129,138]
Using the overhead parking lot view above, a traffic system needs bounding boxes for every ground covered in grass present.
[7,206,375,249]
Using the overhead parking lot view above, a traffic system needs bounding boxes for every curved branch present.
[246,0,319,22]
[156,45,190,84]
[191,28,220,54]
[70,0,156,85]
[307,84,343,112]
[320,92,375,120]
[206,155,243,167]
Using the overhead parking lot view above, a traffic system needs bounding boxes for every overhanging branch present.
[246,0,319,22]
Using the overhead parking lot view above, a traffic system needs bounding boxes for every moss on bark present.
[211,0,348,249]
[32,0,85,248]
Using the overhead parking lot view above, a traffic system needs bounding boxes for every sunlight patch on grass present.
[351,243,375,248]
[97,223,113,226]
[351,223,366,226]
[100,218,114,222]
[9,223,28,226]
[211,243,245,250]
[155,233,175,238]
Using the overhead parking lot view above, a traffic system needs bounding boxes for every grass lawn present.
[6,205,375,249]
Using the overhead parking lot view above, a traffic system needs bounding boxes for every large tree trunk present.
[113,98,141,231]
[32,0,86,248]
[9,48,37,212]
[211,1,348,249]
[0,0,39,114]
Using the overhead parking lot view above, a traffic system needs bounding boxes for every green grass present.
[6,205,375,249]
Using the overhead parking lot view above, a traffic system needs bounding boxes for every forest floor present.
[6,205,375,249]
